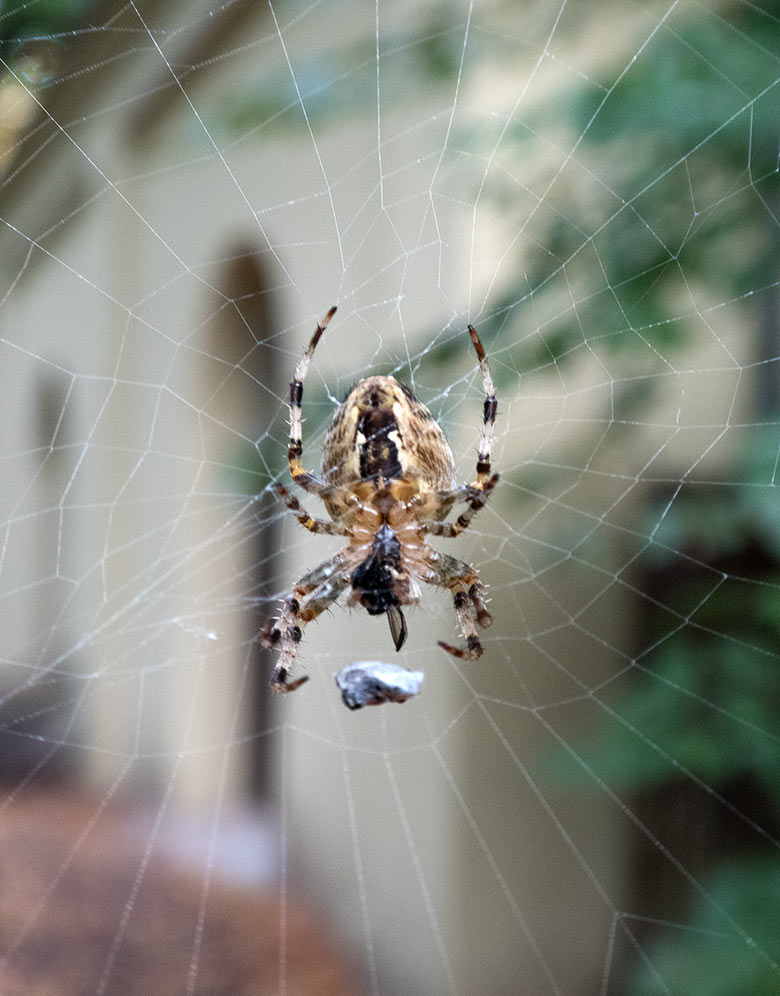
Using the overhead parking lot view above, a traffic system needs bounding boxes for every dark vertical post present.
[219,245,281,800]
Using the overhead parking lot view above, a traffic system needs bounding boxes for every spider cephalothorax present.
[263,307,499,692]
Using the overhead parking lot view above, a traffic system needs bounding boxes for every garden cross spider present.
[263,307,499,693]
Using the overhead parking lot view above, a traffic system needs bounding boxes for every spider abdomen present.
[322,375,457,493]
[357,404,403,481]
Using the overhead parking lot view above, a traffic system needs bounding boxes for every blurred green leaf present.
[474,3,780,392]
[1,0,96,41]
[630,857,780,996]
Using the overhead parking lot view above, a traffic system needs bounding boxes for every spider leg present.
[263,555,349,692]
[417,322,499,539]
[468,323,497,490]
[273,483,348,535]
[287,305,338,496]
[422,473,500,538]
[424,550,492,660]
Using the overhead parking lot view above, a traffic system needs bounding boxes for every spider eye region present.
[351,524,403,616]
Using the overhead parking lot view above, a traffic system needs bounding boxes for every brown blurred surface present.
[0,790,362,996]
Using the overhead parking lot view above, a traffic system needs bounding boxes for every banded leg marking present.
[468,323,497,489]
[287,305,337,495]
[423,473,499,539]
[274,483,347,535]
[263,556,348,692]
[426,551,492,660]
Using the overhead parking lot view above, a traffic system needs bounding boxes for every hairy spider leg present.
[416,323,499,539]
[273,483,349,536]
[287,305,338,496]
[422,474,500,539]
[264,555,350,692]
[425,550,492,659]
[468,323,498,491]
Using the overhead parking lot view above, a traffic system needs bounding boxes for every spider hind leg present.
[264,556,349,693]
[427,551,492,660]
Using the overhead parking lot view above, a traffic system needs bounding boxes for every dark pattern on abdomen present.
[357,407,402,480]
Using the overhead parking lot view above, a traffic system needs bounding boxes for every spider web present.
[0,0,779,993]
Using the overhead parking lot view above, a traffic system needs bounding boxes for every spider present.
[263,306,499,693]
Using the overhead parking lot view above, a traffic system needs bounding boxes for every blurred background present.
[0,0,778,993]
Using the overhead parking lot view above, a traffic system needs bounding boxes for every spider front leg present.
[468,323,497,491]
[287,306,337,496]
[420,322,499,540]
[426,550,492,660]
[263,555,349,692]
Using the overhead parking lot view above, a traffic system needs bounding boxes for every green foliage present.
[222,6,468,136]
[434,3,780,389]
[563,626,780,798]
[1,0,96,42]
[550,429,780,800]
[548,427,780,992]
[630,858,780,996]
[1,0,98,86]
[488,9,780,990]
[648,428,780,564]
